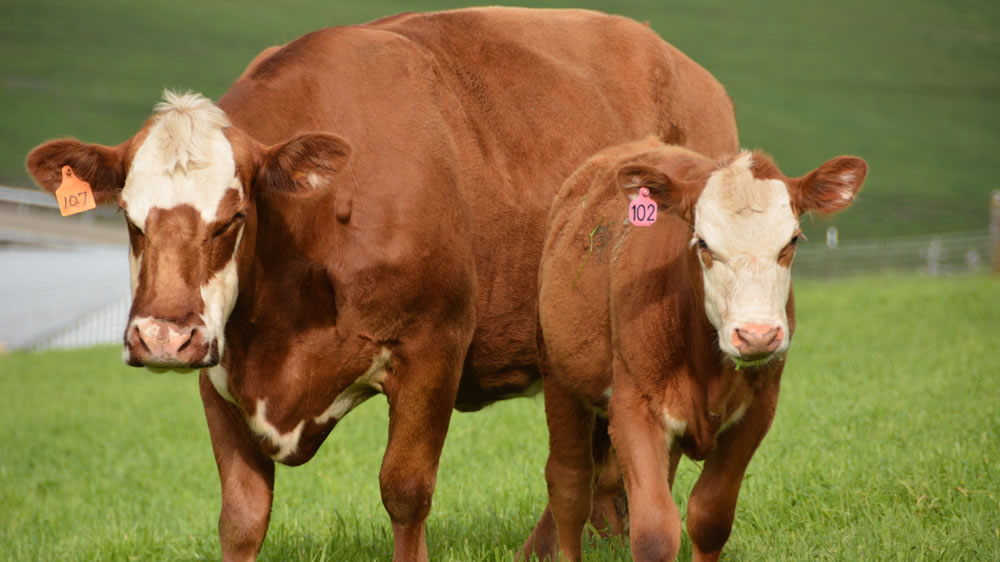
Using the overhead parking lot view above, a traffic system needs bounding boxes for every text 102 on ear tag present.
[55,165,96,217]
[629,187,657,226]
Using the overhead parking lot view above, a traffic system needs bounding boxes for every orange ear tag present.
[55,165,97,216]
[628,187,657,226]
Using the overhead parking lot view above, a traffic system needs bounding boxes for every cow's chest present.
[207,349,392,465]
[660,371,755,460]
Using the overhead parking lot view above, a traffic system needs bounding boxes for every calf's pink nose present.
[731,323,783,356]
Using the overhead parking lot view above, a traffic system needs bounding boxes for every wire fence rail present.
[795,229,992,278]
[28,296,131,351]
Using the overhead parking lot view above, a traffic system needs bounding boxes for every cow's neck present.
[212,197,386,465]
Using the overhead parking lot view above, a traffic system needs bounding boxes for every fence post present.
[993,191,1000,275]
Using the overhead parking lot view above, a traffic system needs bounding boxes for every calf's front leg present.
[199,373,276,562]
[686,384,779,562]
[608,378,681,562]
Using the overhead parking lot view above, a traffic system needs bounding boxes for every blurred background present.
[1,0,997,343]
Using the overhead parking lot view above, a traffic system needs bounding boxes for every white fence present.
[28,295,131,351]
[795,230,992,278]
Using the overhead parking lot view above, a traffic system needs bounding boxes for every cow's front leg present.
[378,345,463,562]
[199,373,275,562]
[608,379,681,562]
[686,384,779,562]
[541,375,597,561]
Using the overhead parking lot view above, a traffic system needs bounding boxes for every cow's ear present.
[617,162,698,220]
[256,133,352,195]
[791,156,867,215]
[26,139,127,205]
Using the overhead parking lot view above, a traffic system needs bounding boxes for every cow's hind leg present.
[199,373,275,562]
[589,418,628,538]
[686,385,778,562]
[378,343,464,562]
[521,419,627,561]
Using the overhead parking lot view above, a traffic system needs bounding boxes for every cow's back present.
[219,7,738,408]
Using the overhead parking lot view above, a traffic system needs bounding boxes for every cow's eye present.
[213,212,245,239]
[697,238,709,250]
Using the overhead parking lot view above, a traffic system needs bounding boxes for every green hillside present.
[3,0,998,239]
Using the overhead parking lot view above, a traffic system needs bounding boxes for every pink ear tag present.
[628,187,657,226]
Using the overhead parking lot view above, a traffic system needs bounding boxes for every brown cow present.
[531,137,866,561]
[26,8,738,561]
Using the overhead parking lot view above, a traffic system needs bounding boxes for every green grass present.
[1,273,998,560]
[3,0,998,240]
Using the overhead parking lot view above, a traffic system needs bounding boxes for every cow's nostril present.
[176,328,195,353]
[134,325,151,353]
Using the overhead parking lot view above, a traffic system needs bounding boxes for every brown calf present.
[529,137,866,561]
[27,8,739,561]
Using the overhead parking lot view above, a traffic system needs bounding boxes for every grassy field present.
[3,0,998,240]
[1,273,997,561]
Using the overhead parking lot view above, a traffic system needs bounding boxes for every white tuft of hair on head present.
[153,90,230,173]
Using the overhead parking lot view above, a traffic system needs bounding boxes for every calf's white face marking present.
[120,91,246,363]
[693,153,797,359]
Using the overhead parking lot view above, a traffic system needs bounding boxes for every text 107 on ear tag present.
[629,187,657,226]
[55,165,96,217]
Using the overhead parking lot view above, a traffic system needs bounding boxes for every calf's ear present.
[255,133,352,195]
[26,139,127,205]
[792,156,867,215]
[617,162,698,221]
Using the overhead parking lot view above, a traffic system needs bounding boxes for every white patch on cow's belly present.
[207,364,235,404]
[314,348,393,425]
[249,399,305,462]
[662,409,689,450]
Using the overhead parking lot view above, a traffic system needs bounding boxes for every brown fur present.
[25,8,741,561]
[533,138,865,561]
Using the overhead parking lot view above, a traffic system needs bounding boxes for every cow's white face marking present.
[121,91,246,362]
[249,399,306,462]
[200,241,241,358]
[122,92,240,227]
[693,153,797,359]
[128,250,141,297]
[314,349,393,425]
